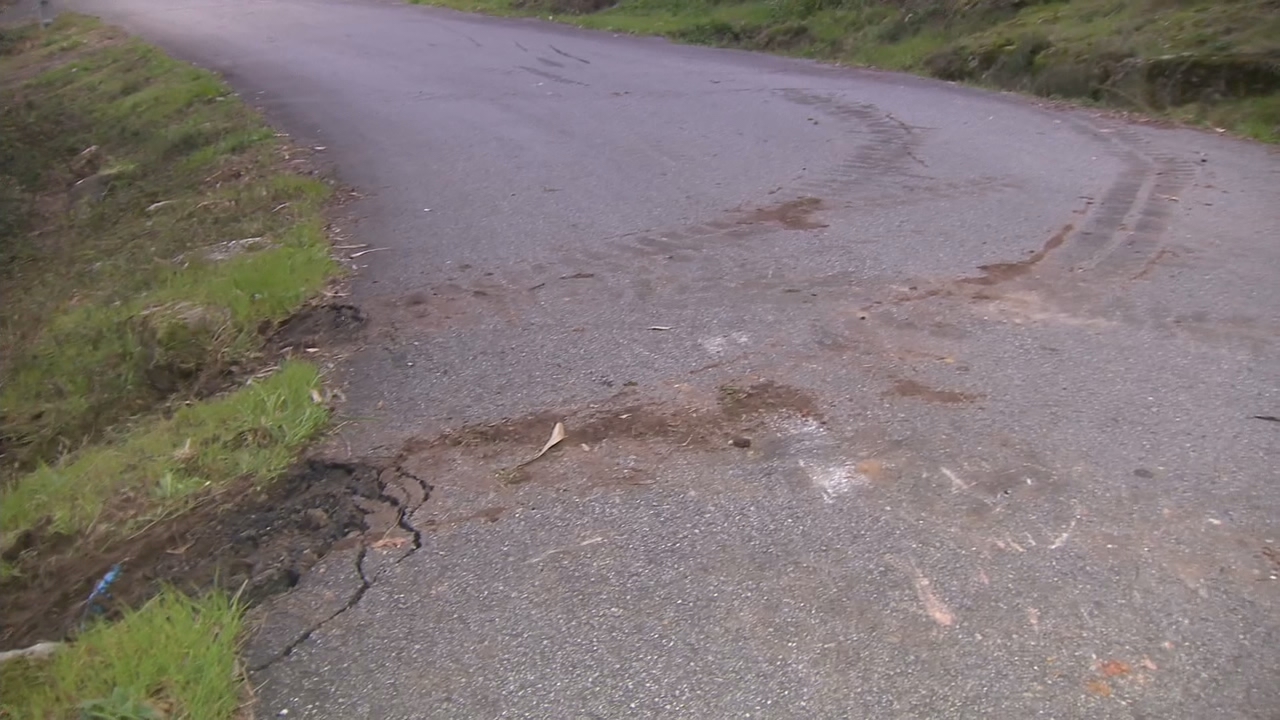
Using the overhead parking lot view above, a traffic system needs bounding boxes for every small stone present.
[730,437,752,449]
[302,508,331,530]
[69,145,101,178]
[67,169,120,207]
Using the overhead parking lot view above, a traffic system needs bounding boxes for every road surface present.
[67,0,1280,716]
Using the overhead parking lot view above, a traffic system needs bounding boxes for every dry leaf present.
[519,422,567,467]
[371,537,410,549]
[172,438,196,463]
[309,389,324,404]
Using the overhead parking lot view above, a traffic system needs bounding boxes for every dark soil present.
[0,459,424,650]
[268,303,367,351]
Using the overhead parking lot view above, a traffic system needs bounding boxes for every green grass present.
[0,589,245,719]
[410,0,1280,141]
[1,360,328,546]
[0,14,338,544]
[0,16,341,718]
[1,16,339,471]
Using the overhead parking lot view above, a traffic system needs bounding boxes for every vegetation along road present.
[4,0,1279,716]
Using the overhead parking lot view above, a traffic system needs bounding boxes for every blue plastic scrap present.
[81,563,122,622]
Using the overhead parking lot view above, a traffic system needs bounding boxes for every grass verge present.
[1,16,335,477]
[2,360,328,542]
[410,0,1280,142]
[0,589,245,719]
[0,15,342,718]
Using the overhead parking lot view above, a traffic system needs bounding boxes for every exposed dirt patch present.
[855,458,888,484]
[887,377,981,405]
[396,379,823,492]
[961,223,1074,286]
[0,459,425,651]
[402,380,818,458]
[368,279,532,334]
[269,303,367,351]
[717,380,822,420]
[738,197,828,231]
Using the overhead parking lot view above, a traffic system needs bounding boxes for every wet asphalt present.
[59,0,1280,716]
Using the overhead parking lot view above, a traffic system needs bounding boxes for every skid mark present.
[1035,118,1198,283]
[906,560,956,627]
[941,466,970,493]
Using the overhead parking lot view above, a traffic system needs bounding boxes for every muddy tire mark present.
[1042,122,1199,284]
[386,88,929,323]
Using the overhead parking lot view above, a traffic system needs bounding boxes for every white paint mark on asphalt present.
[1050,518,1077,549]
[526,536,607,564]
[773,417,868,502]
[800,460,864,502]
[700,331,750,356]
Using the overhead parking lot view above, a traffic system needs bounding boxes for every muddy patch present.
[0,459,425,651]
[961,223,1074,287]
[407,381,821,458]
[887,377,981,405]
[269,303,367,351]
[369,279,532,334]
[738,197,828,231]
[395,379,824,496]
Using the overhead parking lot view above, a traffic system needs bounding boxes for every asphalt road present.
[66,0,1280,716]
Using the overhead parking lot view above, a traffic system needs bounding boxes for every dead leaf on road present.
[518,422,566,467]
[371,536,410,549]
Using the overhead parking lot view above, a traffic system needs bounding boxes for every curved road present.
[73,0,1280,716]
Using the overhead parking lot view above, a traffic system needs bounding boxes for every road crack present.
[248,547,371,672]
[248,463,431,672]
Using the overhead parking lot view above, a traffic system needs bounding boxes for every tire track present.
[383,87,927,316]
[1040,121,1199,284]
